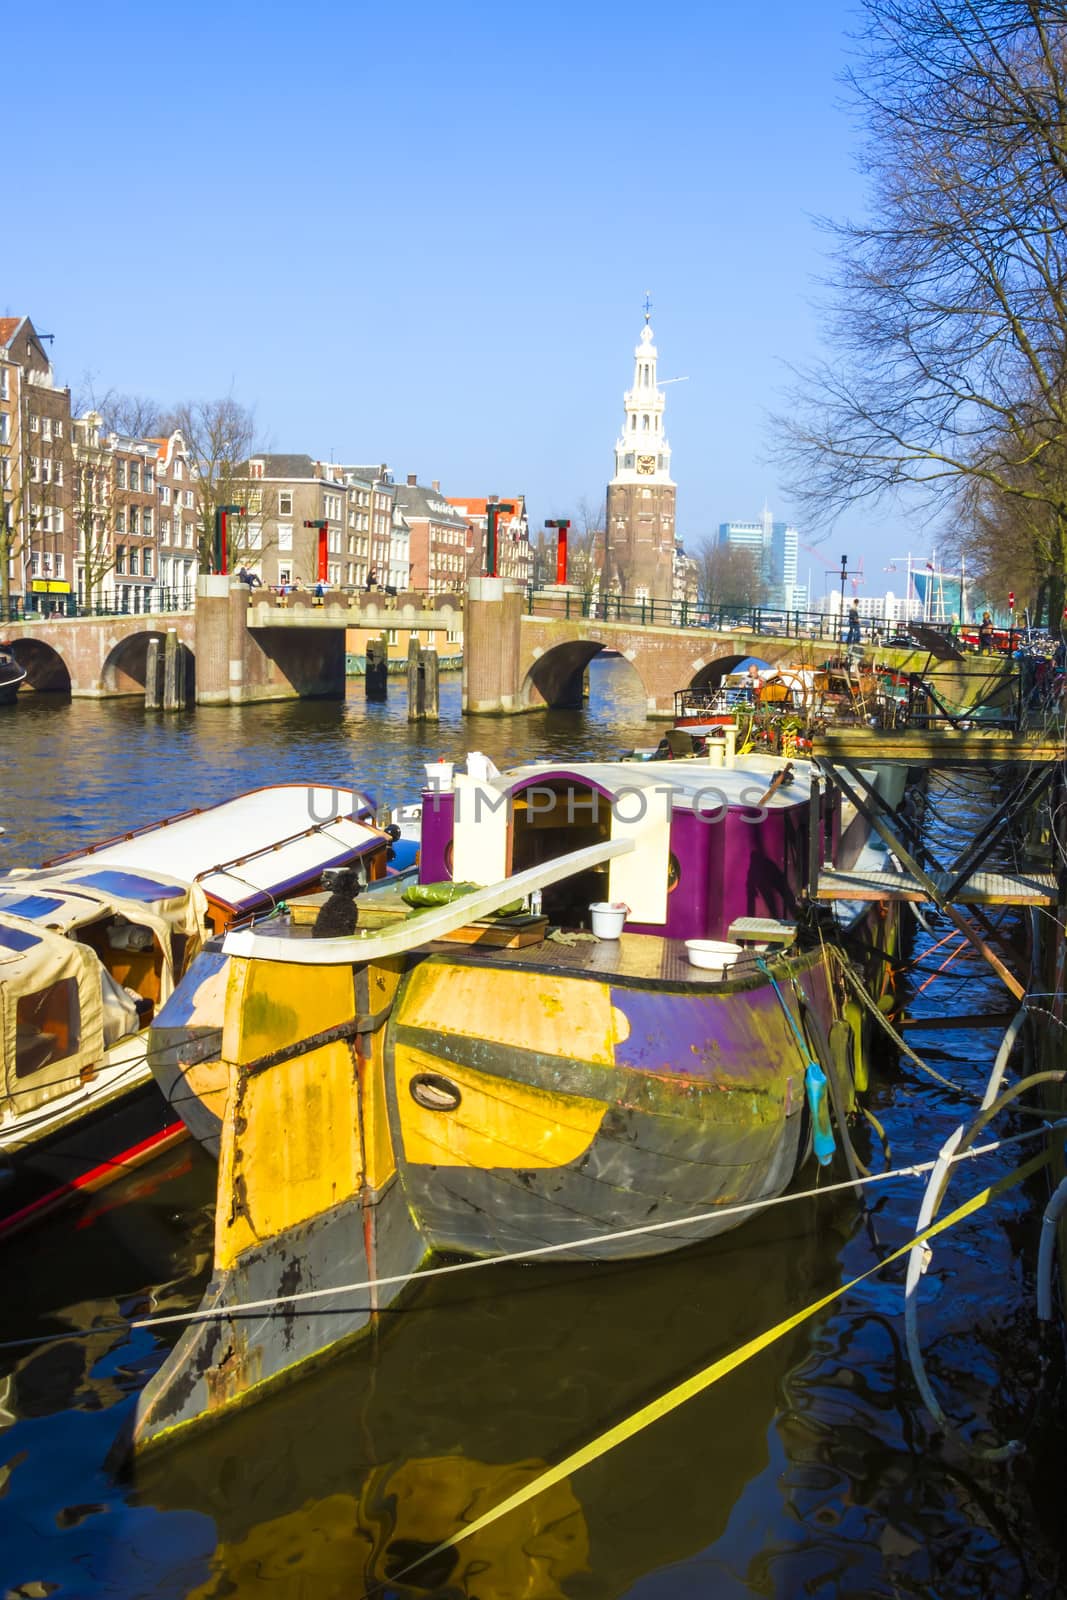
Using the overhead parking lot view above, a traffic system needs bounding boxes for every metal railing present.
[522,588,947,645]
[5,588,196,621]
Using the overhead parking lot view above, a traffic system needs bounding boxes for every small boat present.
[0,785,398,1235]
[130,740,906,1452]
[0,647,26,706]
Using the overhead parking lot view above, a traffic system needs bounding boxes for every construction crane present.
[797,541,865,594]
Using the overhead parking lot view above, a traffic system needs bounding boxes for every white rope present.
[3,1115,1061,1355]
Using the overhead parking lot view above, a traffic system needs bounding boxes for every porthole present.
[409,1072,462,1112]
[667,853,681,892]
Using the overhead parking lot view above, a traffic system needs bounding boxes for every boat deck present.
[420,930,788,988]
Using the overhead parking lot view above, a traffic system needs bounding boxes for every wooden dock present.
[813,866,1056,905]
[814,729,1064,764]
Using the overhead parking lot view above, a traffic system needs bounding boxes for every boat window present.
[0,925,42,954]
[70,870,186,902]
[0,893,64,920]
[15,978,81,1077]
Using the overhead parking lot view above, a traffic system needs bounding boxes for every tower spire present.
[643,289,652,325]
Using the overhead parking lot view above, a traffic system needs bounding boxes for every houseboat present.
[131,743,906,1451]
[0,785,399,1234]
[0,647,26,706]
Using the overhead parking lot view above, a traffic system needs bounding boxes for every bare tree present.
[170,397,270,571]
[776,0,1067,623]
[73,374,164,441]
[693,540,766,609]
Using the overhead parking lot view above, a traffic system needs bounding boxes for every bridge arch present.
[687,653,766,692]
[101,630,195,698]
[7,637,72,693]
[520,639,652,711]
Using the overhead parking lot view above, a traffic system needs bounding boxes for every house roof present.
[447,495,526,522]
[395,482,470,527]
[0,317,22,348]
[247,454,328,480]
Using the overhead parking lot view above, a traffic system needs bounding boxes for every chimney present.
[432,479,440,492]
[407,473,417,487]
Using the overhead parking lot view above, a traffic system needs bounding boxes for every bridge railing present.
[523,588,956,647]
[5,588,196,621]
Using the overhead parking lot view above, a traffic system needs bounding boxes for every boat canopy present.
[42,785,385,919]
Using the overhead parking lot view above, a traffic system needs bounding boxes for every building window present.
[278,491,293,516]
[115,462,126,489]
[29,413,39,432]
[142,508,153,535]
[144,465,153,490]
[143,549,152,577]
[630,415,636,431]
[129,507,139,535]
[115,510,126,534]
[29,455,40,481]
[116,545,126,574]
[0,415,7,444]
[54,460,63,486]
[129,548,139,575]
[54,419,63,439]
[0,370,7,400]
[183,490,193,508]
[173,459,183,480]
[42,417,52,440]
[160,518,170,539]
[129,463,140,491]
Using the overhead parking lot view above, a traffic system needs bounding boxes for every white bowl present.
[684,939,743,971]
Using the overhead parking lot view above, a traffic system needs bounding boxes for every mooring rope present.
[376,1145,1053,1595]
[0,1118,1062,1357]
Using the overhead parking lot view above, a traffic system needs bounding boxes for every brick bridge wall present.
[2,611,197,696]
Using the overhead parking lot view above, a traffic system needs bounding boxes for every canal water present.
[0,661,1064,1598]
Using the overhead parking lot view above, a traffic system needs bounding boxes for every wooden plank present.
[223,837,635,966]
[814,867,1056,905]
[814,731,1063,764]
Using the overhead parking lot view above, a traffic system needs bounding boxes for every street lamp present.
[544,519,571,585]
[303,519,330,584]
[485,500,515,579]
[213,504,246,575]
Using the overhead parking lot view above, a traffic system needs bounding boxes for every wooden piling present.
[421,645,439,722]
[365,636,389,701]
[145,636,162,710]
[407,634,422,720]
[162,628,185,712]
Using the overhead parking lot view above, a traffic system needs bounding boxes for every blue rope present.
[758,956,836,1167]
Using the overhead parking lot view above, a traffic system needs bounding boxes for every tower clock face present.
[636,455,656,475]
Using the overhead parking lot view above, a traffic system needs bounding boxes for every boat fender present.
[843,999,868,1092]
[804,1062,836,1167]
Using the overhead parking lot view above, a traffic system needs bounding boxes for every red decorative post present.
[545,519,571,585]
[304,519,329,583]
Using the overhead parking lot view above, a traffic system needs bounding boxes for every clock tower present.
[603,310,678,601]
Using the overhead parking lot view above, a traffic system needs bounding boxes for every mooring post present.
[421,644,439,721]
[365,635,389,701]
[407,633,423,721]
[144,637,162,711]
[162,628,185,712]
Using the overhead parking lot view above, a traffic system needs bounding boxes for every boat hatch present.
[67,870,188,902]
[0,925,42,955]
[0,893,65,920]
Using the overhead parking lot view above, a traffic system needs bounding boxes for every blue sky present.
[7,0,922,593]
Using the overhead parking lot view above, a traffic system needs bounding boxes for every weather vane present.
[643,291,652,324]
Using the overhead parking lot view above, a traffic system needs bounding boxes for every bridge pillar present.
[194,575,234,705]
[463,578,524,714]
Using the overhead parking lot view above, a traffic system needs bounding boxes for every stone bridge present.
[3,577,1004,716]
[2,581,464,702]
[461,578,965,716]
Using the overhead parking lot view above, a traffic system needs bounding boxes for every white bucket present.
[424,761,455,792]
[590,901,627,938]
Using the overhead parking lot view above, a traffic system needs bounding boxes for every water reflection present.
[134,1203,844,1599]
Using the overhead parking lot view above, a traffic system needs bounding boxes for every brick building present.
[446,494,532,586]
[0,317,73,610]
[244,455,347,589]
[394,475,469,592]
